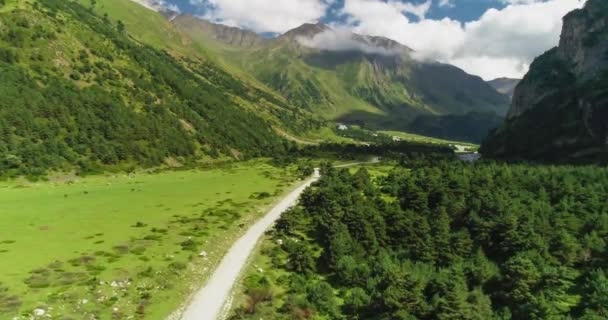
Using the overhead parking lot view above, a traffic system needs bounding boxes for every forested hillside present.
[231,161,608,319]
[0,0,317,178]
[408,112,504,144]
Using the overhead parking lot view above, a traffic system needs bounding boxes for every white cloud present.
[131,0,587,80]
[398,0,432,20]
[338,0,585,79]
[341,0,465,61]
[340,0,431,24]
[189,0,331,33]
[297,27,403,55]
[129,0,180,13]
[449,56,530,80]
[500,0,544,4]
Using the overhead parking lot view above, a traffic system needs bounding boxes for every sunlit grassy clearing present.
[0,160,298,319]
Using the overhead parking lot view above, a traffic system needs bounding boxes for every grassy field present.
[379,130,479,149]
[300,127,357,144]
[0,160,299,319]
[347,162,395,177]
[77,0,196,55]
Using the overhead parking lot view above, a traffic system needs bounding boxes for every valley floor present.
[0,160,299,319]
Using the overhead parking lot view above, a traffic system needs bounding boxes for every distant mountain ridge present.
[487,77,520,99]
[481,0,608,161]
[173,15,266,48]
[171,16,510,142]
[280,22,331,40]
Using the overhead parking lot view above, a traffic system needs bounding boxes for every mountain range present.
[0,0,517,178]
[171,14,510,142]
[481,0,608,162]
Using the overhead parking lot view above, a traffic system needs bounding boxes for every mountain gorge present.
[482,0,608,161]
[172,16,510,142]
[0,0,519,181]
[488,77,520,99]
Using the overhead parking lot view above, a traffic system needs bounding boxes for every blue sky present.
[135,0,585,79]
[425,0,508,21]
[162,0,509,24]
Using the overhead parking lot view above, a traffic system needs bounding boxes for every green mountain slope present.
[173,18,510,141]
[481,0,608,162]
[0,0,317,177]
[409,112,505,144]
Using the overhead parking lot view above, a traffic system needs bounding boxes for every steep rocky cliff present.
[172,15,266,48]
[481,0,608,161]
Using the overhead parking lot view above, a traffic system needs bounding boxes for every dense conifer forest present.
[232,160,608,319]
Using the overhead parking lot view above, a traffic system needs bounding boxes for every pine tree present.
[468,288,493,320]
[116,20,125,34]
[432,270,472,320]
[533,265,580,317]
[382,272,428,318]
[285,241,315,275]
[410,215,434,263]
[433,207,453,265]
[344,287,371,316]
[503,254,541,316]
[306,281,339,317]
[584,269,608,316]
[466,248,498,286]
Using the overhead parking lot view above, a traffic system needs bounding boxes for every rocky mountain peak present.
[508,0,607,120]
[482,0,608,161]
[355,34,413,53]
[281,22,331,40]
[172,15,266,48]
[558,0,608,78]
[279,23,412,56]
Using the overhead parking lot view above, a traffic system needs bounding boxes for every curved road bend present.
[180,169,321,320]
[180,159,378,320]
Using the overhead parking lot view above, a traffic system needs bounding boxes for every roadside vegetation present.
[230,160,608,319]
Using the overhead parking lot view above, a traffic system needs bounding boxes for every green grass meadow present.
[0,160,298,319]
[379,130,478,147]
